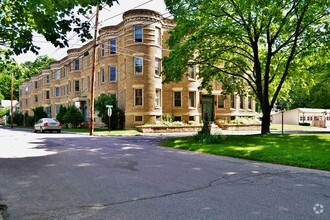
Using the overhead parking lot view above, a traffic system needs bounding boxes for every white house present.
[272,108,330,128]
[0,100,19,112]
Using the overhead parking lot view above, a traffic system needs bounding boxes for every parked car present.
[34,118,62,133]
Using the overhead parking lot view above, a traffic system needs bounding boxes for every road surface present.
[0,128,329,219]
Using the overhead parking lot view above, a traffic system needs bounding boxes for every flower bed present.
[136,125,202,133]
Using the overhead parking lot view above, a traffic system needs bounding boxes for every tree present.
[95,94,125,130]
[20,56,55,80]
[0,0,118,57]
[56,105,67,124]
[63,105,84,128]
[32,106,48,122]
[163,0,330,134]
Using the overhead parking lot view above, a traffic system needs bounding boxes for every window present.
[189,91,196,108]
[74,80,80,92]
[34,95,38,103]
[55,87,60,97]
[174,116,182,121]
[45,75,50,84]
[101,43,105,57]
[55,105,60,115]
[25,86,29,95]
[25,99,28,106]
[188,65,196,79]
[34,81,38,89]
[155,89,161,108]
[155,58,161,76]
[134,57,143,75]
[248,96,252,109]
[45,90,50,100]
[134,88,143,106]
[189,116,195,121]
[218,95,225,108]
[240,96,244,109]
[174,91,182,107]
[74,59,80,71]
[230,95,235,108]
[100,67,105,83]
[55,69,61,80]
[65,64,71,74]
[155,27,161,45]
[109,66,117,82]
[45,106,51,117]
[109,39,116,54]
[134,25,143,43]
[134,116,143,122]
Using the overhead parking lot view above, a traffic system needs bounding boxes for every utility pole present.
[89,6,100,136]
[10,71,14,128]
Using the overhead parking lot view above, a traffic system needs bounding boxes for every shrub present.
[32,106,48,122]
[193,132,226,144]
[94,93,125,130]
[299,122,311,126]
[13,112,24,126]
[56,105,67,124]
[63,105,84,128]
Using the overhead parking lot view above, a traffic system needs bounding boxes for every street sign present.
[106,105,113,108]
[107,108,112,117]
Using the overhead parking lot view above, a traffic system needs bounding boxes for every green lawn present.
[161,134,330,171]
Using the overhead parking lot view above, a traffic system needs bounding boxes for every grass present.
[1,125,140,136]
[161,134,330,171]
[270,123,321,130]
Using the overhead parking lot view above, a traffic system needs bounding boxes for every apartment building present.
[19,9,256,129]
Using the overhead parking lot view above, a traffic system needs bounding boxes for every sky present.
[14,0,168,63]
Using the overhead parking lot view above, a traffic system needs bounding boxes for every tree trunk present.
[261,108,271,134]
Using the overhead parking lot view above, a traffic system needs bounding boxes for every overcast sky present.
[14,0,168,63]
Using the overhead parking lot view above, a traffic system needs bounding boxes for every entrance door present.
[201,95,214,121]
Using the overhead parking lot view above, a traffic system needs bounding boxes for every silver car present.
[34,118,62,133]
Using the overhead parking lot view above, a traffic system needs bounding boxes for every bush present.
[32,106,48,123]
[63,105,84,128]
[13,112,24,126]
[193,132,226,144]
[56,105,67,124]
[299,122,311,126]
[95,93,125,130]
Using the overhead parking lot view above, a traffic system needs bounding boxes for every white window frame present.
[134,57,143,75]
[188,91,196,108]
[134,88,143,106]
[174,91,182,107]
[134,25,143,43]
[109,66,117,82]
[109,39,116,54]
[155,89,161,108]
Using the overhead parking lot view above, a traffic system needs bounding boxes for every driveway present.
[0,128,329,219]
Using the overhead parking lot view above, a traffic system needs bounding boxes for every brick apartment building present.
[19,9,256,129]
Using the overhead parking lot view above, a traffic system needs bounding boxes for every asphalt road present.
[0,128,329,220]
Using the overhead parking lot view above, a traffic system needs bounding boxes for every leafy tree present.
[308,72,330,109]
[163,0,330,134]
[20,56,54,80]
[56,105,68,124]
[95,94,125,130]
[0,56,54,100]
[0,0,118,57]
[63,105,84,128]
[32,106,48,122]
[0,107,9,117]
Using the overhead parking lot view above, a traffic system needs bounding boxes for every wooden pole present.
[89,6,100,136]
